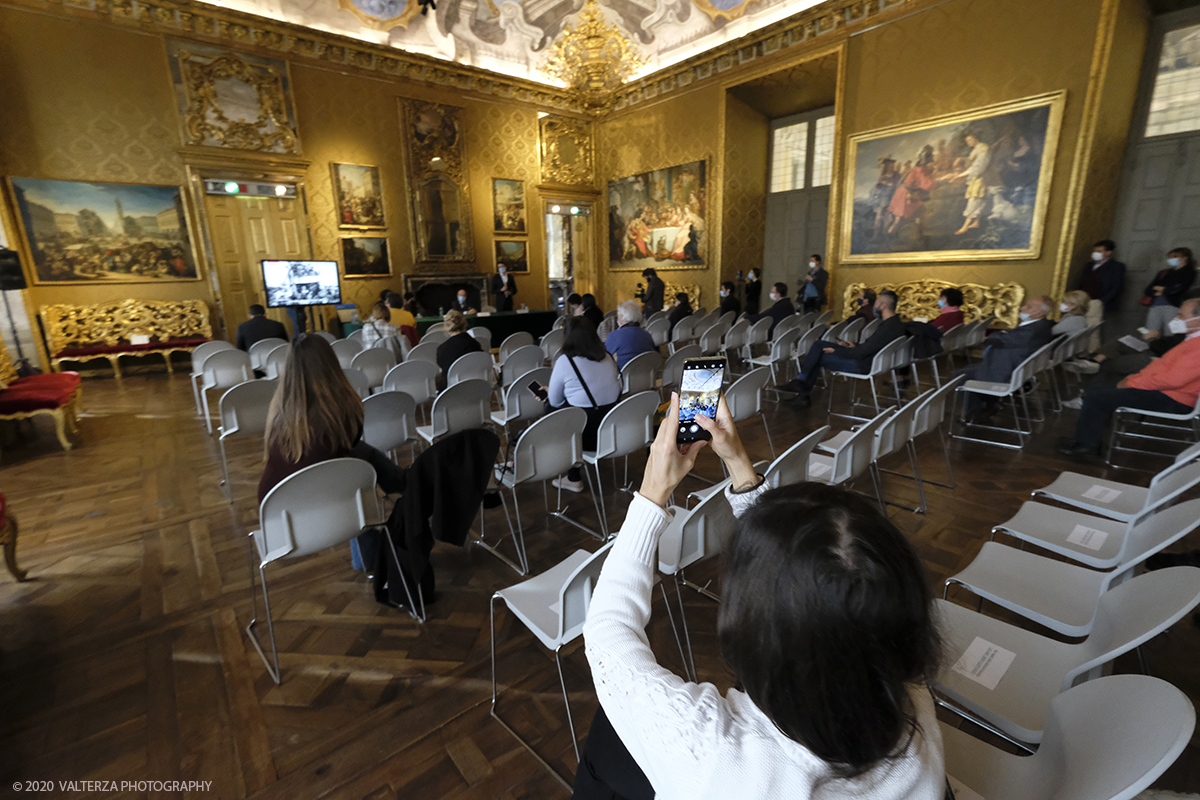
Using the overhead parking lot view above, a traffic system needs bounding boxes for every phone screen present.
[528,380,544,397]
[677,358,725,442]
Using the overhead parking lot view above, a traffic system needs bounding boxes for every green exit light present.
[224,182,240,194]
[570,206,579,215]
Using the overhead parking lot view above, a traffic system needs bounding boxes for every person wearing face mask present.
[799,254,828,313]
[1052,290,1090,336]
[719,280,741,316]
[744,269,762,315]
[780,291,905,408]
[492,264,517,311]
[1075,239,1126,315]
[747,282,795,337]
[953,295,1055,419]
[931,288,965,333]
[451,289,476,315]
[853,288,878,323]
[1141,247,1197,335]
[641,268,665,316]
[1058,299,1200,458]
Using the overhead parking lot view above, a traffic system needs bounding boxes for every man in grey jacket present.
[954,295,1055,418]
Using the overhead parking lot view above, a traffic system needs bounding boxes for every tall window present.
[769,110,835,193]
[1146,22,1200,137]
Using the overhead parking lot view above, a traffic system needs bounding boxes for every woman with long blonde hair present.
[257,334,402,503]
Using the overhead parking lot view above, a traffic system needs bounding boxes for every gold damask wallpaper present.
[721,94,768,289]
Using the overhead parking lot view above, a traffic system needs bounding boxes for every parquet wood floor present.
[0,372,1197,798]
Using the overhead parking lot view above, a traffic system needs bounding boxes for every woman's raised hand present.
[639,393,707,508]
[694,395,759,492]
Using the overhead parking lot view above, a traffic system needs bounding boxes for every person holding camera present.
[640,268,665,317]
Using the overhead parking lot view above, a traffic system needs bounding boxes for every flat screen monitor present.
[261,260,341,308]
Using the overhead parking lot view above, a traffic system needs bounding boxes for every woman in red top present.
[931,287,965,333]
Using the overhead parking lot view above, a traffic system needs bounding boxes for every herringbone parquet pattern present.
[0,371,1197,798]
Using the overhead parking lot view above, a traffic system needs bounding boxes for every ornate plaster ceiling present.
[196,0,824,85]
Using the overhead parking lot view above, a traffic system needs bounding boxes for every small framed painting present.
[331,162,386,229]
[341,236,392,278]
[494,239,528,273]
[492,178,526,233]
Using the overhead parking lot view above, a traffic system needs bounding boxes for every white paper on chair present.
[130,334,150,345]
[1082,484,1122,503]
[809,462,832,477]
[951,637,1016,691]
[1066,524,1109,551]
[1118,335,1150,352]
[946,776,985,800]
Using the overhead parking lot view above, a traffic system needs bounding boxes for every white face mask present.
[1092,251,1105,263]
[1168,317,1191,335]
[1168,257,1183,268]
[1059,303,1071,313]
[769,293,778,303]
[809,261,818,270]
[1019,311,1032,322]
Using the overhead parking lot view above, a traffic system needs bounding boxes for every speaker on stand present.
[0,248,29,361]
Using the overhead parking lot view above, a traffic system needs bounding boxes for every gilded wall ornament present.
[400,100,475,264]
[167,40,301,154]
[541,0,645,115]
[539,115,595,186]
[336,0,422,32]
[840,278,1025,329]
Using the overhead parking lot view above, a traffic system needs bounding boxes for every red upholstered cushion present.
[56,338,211,358]
[0,385,73,413]
[12,372,81,389]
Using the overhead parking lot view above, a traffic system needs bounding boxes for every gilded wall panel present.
[721,94,768,284]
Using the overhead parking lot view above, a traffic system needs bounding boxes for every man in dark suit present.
[491,266,517,311]
[235,304,288,351]
[798,254,828,313]
[641,268,665,317]
[954,295,1056,418]
[1075,239,1126,315]
[748,282,796,336]
[719,281,741,316]
[782,290,905,408]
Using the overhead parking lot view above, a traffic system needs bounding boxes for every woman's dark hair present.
[567,292,583,305]
[718,483,941,778]
[940,287,964,307]
[860,288,877,304]
[561,315,607,361]
[673,292,692,313]
[1169,246,1195,269]
[581,293,598,309]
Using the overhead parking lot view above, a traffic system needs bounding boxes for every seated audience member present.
[360,301,400,350]
[434,310,482,391]
[1058,299,1200,458]
[853,288,878,322]
[931,287,965,333]
[953,295,1055,418]
[1052,290,1090,336]
[719,280,741,316]
[547,317,621,493]
[451,289,475,315]
[605,301,656,369]
[574,393,944,800]
[258,335,403,504]
[236,304,288,351]
[748,282,796,336]
[743,268,762,315]
[1143,247,1197,334]
[387,291,416,329]
[567,293,584,318]
[780,290,905,408]
[1060,323,1186,409]
[580,293,605,330]
[799,254,828,313]
[667,292,694,336]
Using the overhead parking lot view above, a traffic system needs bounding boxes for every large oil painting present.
[341,236,391,278]
[608,160,707,272]
[8,177,200,285]
[841,91,1065,264]
[332,162,386,229]
[492,179,526,233]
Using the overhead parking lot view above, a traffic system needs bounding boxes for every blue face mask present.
[937,298,948,309]
[1168,257,1182,268]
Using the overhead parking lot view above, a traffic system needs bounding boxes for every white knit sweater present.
[583,485,946,800]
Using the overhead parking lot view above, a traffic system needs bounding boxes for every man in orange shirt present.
[1059,298,1200,458]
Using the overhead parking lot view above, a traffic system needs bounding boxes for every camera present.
[634,282,646,301]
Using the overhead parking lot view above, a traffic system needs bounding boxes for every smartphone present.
[677,358,725,443]
[528,380,546,399]
[1137,327,1150,335]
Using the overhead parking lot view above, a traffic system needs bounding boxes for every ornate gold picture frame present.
[399,100,475,264]
[492,178,526,234]
[539,115,595,186]
[607,160,708,272]
[840,91,1065,264]
[332,162,386,230]
[341,236,392,279]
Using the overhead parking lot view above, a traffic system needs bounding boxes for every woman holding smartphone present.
[573,393,945,800]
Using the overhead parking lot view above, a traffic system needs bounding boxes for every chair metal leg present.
[218,435,233,502]
[381,525,427,623]
[244,555,282,685]
[659,577,696,682]
[489,594,574,792]
[907,440,928,513]
[870,464,887,513]
[760,413,776,459]
[554,647,580,764]
[191,373,203,417]
[472,485,528,575]
[547,471,606,541]
[201,386,214,434]
[588,462,610,539]
[933,696,1036,754]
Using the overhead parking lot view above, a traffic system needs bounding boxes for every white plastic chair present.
[312,331,336,343]
[342,367,371,399]
[668,316,699,354]
[405,340,440,366]
[1032,450,1200,522]
[946,497,1200,637]
[715,311,736,331]
[813,309,834,327]
[347,328,365,345]
[940,674,1194,800]
[539,328,565,362]
[190,340,236,416]
[382,360,439,418]
[825,336,906,420]
[953,340,1056,450]
[245,459,393,683]
[771,313,804,340]
[420,329,449,346]
[819,394,926,513]
[721,319,750,367]
[200,349,253,433]
[490,541,613,787]
[216,378,277,500]
[497,332,536,367]
[492,366,551,439]
[426,322,449,335]
[468,326,493,352]
[416,379,493,446]
[331,338,363,369]
[477,407,588,574]
[645,317,670,347]
[723,367,776,458]
[856,318,880,343]
[447,351,496,389]
[581,391,660,536]
[748,327,801,394]
[645,310,669,326]
[696,323,725,356]
[933,566,1200,745]
[362,390,417,463]
[689,425,831,506]
[807,406,892,487]
[906,375,964,489]
[499,345,544,387]
[1107,391,1200,464]
[248,337,287,371]
[659,345,702,396]
[620,351,662,395]
[261,343,288,380]
[350,348,398,393]
[739,317,772,361]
